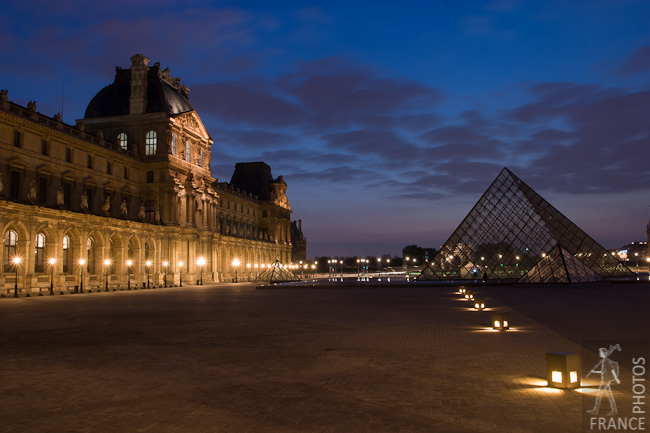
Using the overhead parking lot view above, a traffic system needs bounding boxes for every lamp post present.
[145,260,151,289]
[126,260,132,290]
[104,259,111,291]
[247,263,251,281]
[178,261,183,287]
[377,257,382,276]
[48,257,56,295]
[162,261,168,287]
[12,256,21,298]
[78,258,85,293]
[232,258,240,283]
[197,257,206,285]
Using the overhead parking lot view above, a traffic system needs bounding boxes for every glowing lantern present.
[546,351,581,389]
[492,312,509,330]
[473,298,485,311]
[459,286,466,294]
[464,290,474,301]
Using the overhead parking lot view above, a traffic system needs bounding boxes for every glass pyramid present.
[418,168,635,281]
[518,244,604,283]
[254,260,301,284]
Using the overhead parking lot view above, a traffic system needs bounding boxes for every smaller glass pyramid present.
[254,260,301,283]
[518,244,604,283]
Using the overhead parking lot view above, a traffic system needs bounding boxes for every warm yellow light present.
[552,371,562,383]
[145,260,152,267]
[104,259,111,266]
[126,260,133,267]
[254,264,259,268]
[247,263,251,268]
[503,320,509,327]
[232,258,240,267]
[13,256,21,265]
[494,320,501,327]
[49,258,56,265]
[570,371,578,383]
[178,261,184,268]
[79,258,86,266]
[162,261,168,267]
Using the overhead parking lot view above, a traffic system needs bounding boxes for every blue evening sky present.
[1,0,649,257]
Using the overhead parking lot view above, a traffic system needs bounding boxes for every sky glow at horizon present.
[1,0,649,258]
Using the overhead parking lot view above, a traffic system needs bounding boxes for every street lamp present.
[145,260,152,288]
[178,261,183,287]
[78,258,85,293]
[197,257,206,285]
[232,258,240,283]
[162,261,168,287]
[12,256,21,298]
[48,257,56,295]
[377,257,382,276]
[104,259,111,291]
[126,260,132,290]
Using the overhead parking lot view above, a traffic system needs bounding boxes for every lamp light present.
[473,298,485,311]
[492,312,509,330]
[546,351,581,389]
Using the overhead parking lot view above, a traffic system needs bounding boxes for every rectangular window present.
[145,200,156,223]
[146,171,154,183]
[63,183,71,208]
[9,171,20,199]
[41,139,48,155]
[124,167,128,179]
[87,155,92,169]
[107,161,112,175]
[38,177,47,204]
[66,148,71,162]
[14,130,21,148]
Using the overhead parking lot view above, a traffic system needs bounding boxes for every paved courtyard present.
[0,281,648,432]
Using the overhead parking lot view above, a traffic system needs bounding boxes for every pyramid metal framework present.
[518,245,604,284]
[254,260,301,284]
[418,168,635,281]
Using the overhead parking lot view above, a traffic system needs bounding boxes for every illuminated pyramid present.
[518,244,604,283]
[254,260,301,284]
[418,168,635,281]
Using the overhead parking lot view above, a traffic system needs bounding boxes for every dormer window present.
[199,148,203,167]
[186,141,191,163]
[171,134,176,156]
[145,130,157,156]
[117,132,128,151]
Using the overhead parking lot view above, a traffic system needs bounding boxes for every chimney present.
[129,54,149,115]
[298,219,302,232]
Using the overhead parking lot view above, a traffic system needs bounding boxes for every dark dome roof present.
[84,66,194,119]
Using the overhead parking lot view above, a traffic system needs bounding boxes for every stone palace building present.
[0,54,305,294]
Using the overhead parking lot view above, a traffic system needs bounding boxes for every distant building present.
[0,54,303,293]
[291,219,307,263]
[612,241,648,268]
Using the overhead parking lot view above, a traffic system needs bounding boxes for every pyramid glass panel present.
[518,245,604,284]
[418,168,635,281]
[254,260,301,284]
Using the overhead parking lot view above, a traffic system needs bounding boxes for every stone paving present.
[0,281,647,432]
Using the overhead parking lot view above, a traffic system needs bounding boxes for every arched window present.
[87,237,96,274]
[145,130,157,156]
[62,236,71,273]
[186,141,191,163]
[144,242,152,261]
[117,133,128,151]
[35,233,45,272]
[171,134,176,156]
[4,230,17,272]
[199,148,203,167]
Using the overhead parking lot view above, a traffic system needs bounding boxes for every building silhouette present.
[0,54,305,293]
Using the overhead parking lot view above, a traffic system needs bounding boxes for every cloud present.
[618,45,650,75]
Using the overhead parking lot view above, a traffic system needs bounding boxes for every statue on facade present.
[102,195,111,213]
[56,186,64,206]
[121,199,128,217]
[27,101,37,112]
[80,191,89,211]
[154,204,161,224]
[27,180,37,201]
[138,202,145,220]
[0,90,8,101]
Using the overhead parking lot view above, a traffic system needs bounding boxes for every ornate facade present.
[0,54,303,294]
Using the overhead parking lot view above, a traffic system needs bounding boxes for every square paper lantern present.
[464,290,474,301]
[492,312,509,330]
[473,298,485,310]
[459,286,466,294]
[546,351,581,389]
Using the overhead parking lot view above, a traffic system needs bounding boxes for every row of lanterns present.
[458,286,509,331]
[458,286,580,390]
